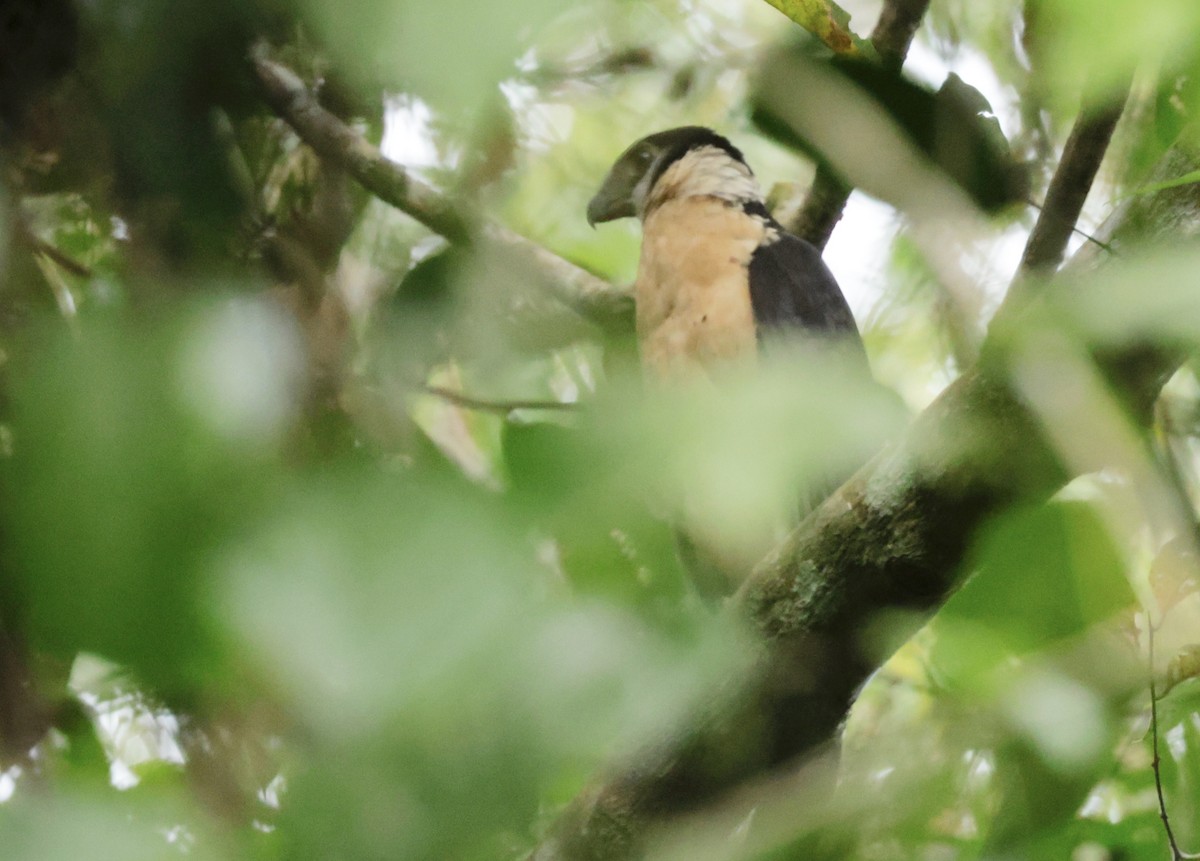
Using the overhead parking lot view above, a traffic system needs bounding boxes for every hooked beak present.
[586,176,637,227]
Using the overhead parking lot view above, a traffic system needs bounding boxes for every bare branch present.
[870,0,931,70]
[1149,619,1200,860]
[249,46,632,329]
[1015,86,1132,280]
[786,168,851,251]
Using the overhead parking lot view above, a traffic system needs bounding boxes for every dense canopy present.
[0,1,1198,859]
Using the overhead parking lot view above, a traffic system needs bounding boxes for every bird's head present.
[587,126,760,226]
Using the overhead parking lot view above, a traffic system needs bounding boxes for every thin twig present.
[1148,423,1200,860]
[422,385,578,414]
[1148,617,1200,860]
[1025,197,1118,256]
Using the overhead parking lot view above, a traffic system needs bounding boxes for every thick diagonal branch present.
[250,48,632,328]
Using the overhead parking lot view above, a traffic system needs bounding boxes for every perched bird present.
[588,126,865,379]
[587,126,868,596]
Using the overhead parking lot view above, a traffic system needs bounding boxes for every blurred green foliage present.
[0,0,1198,859]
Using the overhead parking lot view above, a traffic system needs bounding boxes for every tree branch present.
[1014,86,1132,279]
[870,0,931,71]
[530,96,1188,861]
[249,46,633,329]
[787,0,931,248]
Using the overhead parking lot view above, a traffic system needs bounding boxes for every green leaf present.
[301,0,562,116]
[1125,168,1200,198]
[1029,0,1200,109]
[218,464,750,859]
[931,501,1134,689]
[758,0,873,56]
[2,300,300,700]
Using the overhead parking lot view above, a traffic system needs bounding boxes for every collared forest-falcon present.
[587,126,868,597]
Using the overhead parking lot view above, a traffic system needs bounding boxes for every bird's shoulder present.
[740,202,860,340]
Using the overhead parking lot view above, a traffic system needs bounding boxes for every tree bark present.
[1014,90,1131,279]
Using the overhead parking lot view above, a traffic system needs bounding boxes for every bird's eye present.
[636,148,653,163]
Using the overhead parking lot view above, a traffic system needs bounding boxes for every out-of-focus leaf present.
[503,417,689,621]
[302,0,561,116]
[1144,702,1200,849]
[758,0,871,56]
[999,669,1115,773]
[500,350,904,602]
[1156,676,1200,742]
[1167,647,1200,691]
[1028,0,1200,109]
[751,46,1029,213]
[2,299,302,699]
[0,788,224,860]
[217,465,749,859]
[1179,714,1200,843]
[931,502,1133,689]
[983,733,1118,857]
[74,0,285,264]
[1128,169,1200,199]
[1043,246,1200,351]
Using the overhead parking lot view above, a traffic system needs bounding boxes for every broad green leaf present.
[1030,0,1200,108]
[2,299,301,699]
[931,502,1134,690]
[218,466,749,859]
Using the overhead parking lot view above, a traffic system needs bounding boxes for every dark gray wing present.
[746,223,873,532]
[746,225,865,357]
